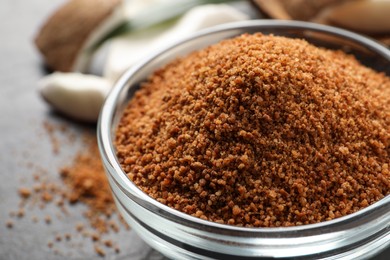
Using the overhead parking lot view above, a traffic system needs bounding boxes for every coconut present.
[34,0,125,72]
[252,0,390,45]
[322,0,390,34]
[103,4,250,81]
[39,73,111,122]
[252,0,348,21]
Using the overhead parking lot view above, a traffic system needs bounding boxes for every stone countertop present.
[0,0,167,259]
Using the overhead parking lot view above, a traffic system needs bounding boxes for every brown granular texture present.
[60,135,116,232]
[115,33,390,227]
[10,124,126,256]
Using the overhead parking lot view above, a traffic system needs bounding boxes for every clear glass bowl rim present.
[97,20,390,237]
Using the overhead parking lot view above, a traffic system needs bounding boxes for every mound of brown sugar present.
[115,33,390,227]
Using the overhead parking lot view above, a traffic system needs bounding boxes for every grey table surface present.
[0,0,167,259]
[0,0,389,260]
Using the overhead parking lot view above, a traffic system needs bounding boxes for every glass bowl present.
[98,20,390,259]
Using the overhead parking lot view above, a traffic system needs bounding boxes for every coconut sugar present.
[8,124,126,256]
[115,33,390,227]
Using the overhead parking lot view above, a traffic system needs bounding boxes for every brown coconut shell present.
[252,0,350,20]
[252,0,389,46]
[35,0,123,72]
